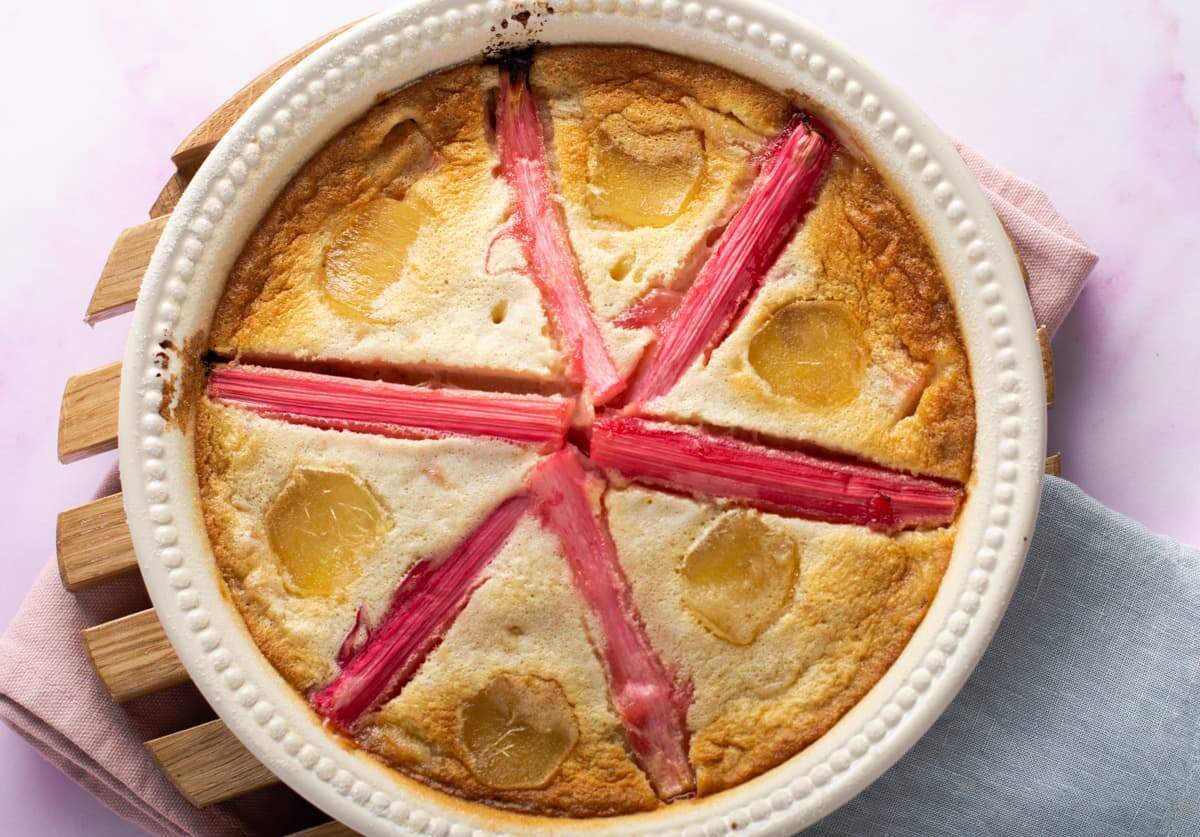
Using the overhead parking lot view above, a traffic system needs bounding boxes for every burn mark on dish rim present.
[160,332,209,430]
[484,4,549,58]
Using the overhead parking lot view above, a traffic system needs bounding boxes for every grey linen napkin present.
[806,476,1200,836]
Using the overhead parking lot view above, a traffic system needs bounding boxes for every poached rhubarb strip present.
[624,118,836,408]
[613,287,685,334]
[207,365,572,452]
[528,448,695,799]
[590,416,962,532]
[312,494,531,730]
[496,62,625,406]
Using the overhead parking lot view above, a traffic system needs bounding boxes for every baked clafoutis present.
[193,46,974,817]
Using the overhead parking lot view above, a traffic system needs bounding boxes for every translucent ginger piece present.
[322,195,431,321]
[747,301,867,408]
[266,467,392,596]
[680,511,798,645]
[588,114,704,228]
[460,674,579,789]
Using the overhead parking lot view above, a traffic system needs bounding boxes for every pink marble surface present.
[1,1,1195,833]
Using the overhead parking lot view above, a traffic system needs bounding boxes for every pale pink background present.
[1,1,1196,833]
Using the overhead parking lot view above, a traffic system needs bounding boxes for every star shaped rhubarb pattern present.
[205,60,963,802]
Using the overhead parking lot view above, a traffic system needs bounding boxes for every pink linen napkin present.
[0,148,1098,836]
[955,144,1098,334]
[0,471,321,836]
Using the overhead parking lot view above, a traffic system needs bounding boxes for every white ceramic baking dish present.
[119,1,1046,833]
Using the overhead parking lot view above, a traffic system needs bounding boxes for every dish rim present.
[119,1,1046,833]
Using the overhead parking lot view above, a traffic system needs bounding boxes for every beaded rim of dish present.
[119,1,1044,834]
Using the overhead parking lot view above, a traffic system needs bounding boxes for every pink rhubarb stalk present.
[208,365,571,452]
[336,607,368,668]
[613,287,684,334]
[625,118,836,408]
[313,495,531,729]
[496,62,625,406]
[590,416,962,532]
[528,448,695,800]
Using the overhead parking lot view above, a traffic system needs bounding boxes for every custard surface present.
[197,46,974,819]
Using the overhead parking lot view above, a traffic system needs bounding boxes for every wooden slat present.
[148,720,279,806]
[170,23,356,177]
[58,361,121,464]
[62,19,373,830]
[56,493,136,590]
[1037,325,1055,407]
[1045,452,1062,477]
[147,24,358,221]
[82,608,188,702]
[87,217,168,324]
[289,823,359,837]
[150,173,188,219]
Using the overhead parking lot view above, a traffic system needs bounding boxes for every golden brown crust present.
[689,527,952,792]
[352,514,662,817]
[209,67,467,347]
[798,154,976,479]
[195,400,654,817]
[195,399,334,689]
[349,514,662,818]
[360,685,658,818]
[532,46,794,138]
[604,485,954,796]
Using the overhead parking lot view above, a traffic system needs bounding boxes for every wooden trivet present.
[55,20,1060,835]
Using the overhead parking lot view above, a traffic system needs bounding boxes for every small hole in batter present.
[609,253,634,282]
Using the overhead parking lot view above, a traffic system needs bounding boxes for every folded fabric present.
[0,147,1101,835]
[0,473,320,836]
[808,477,1200,836]
[955,144,1098,335]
